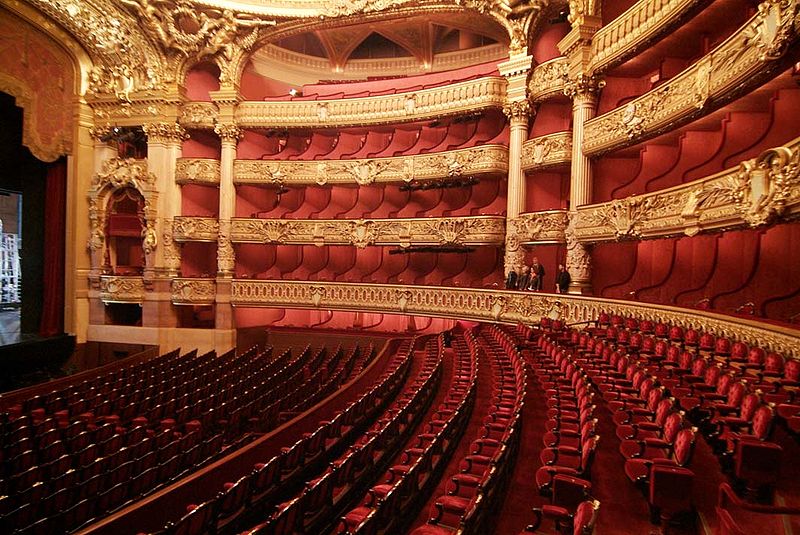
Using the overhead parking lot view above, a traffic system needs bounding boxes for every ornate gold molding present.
[142,122,189,143]
[227,280,800,358]
[573,139,800,241]
[521,131,572,171]
[233,144,508,185]
[175,158,221,185]
[502,99,532,121]
[99,276,146,303]
[509,211,568,246]
[173,217,220,242]
[214,123,244,142]
[584,0,800,155]
[589,0,708,73]
[230,216,506,247]
[563,72,605,99]
[171,278,216,305]
[235,76,507,128]
[179,102,219,129]
[528,57,569,103]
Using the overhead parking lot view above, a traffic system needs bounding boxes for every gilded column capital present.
[503,100,533,123]
[214,123,243,143]
[89,126,114,142]
[563,73,605,100]
[142,122,189,144]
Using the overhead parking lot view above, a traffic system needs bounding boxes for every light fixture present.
[289,88,301,97]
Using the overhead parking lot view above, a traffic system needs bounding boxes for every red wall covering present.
[592,221,800,323]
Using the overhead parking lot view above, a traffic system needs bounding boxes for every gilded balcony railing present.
[521,131,572,171]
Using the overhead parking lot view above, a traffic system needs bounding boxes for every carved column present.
[563,74,603,294]
[87,126,116,280]
[499,53,533,274]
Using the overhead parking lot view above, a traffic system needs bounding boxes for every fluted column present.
[564,74,603,294]
[499,52,534,275]
[214,123,241,277]
[87,126,117,280]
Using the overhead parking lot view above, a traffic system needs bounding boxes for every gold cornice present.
[521,131,572,171]
[584,0,800,155]
[179,102,219,129]
[225,279,800,358]
[230,215,506,247]
[234,144,508,185]
[235,76,507,128]
[589,0,708,73]
[99,276,146,304]
[528,56,569,103]
[173,217,220,242]
[573,138,800,241]
[175,158,222,185]
[510,210,568,246]
[171,278,216,305]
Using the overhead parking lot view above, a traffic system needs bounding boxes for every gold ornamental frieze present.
[584,0,800,155]
[233,145,508,185]
[172,217,220,242]
[179,102,219,129]
[521,132,572,171]
[171,278,216,305]
[589,0,708,73]
[175,158,221,185]
[573,138,800,241]
[99,276,145,304]
[511,211,568,245]
[229,216,506,247]
[228,280,800,358]
[235,76,507,128]
[528,57,568,103]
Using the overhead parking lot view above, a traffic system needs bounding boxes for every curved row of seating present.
[145,338,417,535]
[410,325,526,534]
[336,330,479,534]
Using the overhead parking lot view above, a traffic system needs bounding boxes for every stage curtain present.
[39,158,66,336]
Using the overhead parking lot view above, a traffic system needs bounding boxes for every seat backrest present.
[726,382,747,407]
[654,399,675,426]
[704,364,723,386]
[786,359,800,381]
[699,332,715,351]
[715,337,732,356]
[573,500,601,535]
[747,347,766,366]
[672,428,697,466]
[639,320,654,334]
[678,351,694,369]
[662,412,684,443]
[731,341,749,360]
[738,393,761,421]
[764,352,784,374]
[715,373,734,396]
[646,387,664,412]
[750,404,775,441]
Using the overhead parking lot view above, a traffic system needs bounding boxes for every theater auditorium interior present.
[2,0,800,533]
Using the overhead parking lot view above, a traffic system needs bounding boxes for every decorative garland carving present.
[175,158,221,185]
[584,0,800,155]
[234,145,508,185]
[565,213,592,283]
[508,211,569,248]
[217,220,235,274]
[521,131,572,170]
[235,76,507,128]
[229,216,506,247]
[142,122,189,143]
[179,102,219,128]
[99,275,146,303]
[528,57,569,103]
[226,280,800,358]
[502,99,532,121]
[573,139,800,241]
[172,217,220,242]
[214,123,243,142]
[563,72,605,99]
[171,278,216,304]
[162,222,182,271]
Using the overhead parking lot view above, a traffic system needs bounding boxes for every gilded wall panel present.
[229,216,506,247]
[171,278,216,305]
[521,132,572,171]
[584,0,800,155]
[172,217,220,242]
[235,77,507,128]
[233,145,508,185]
[228,280,800,358]
[99,276,145,303]
[510,211,568,245]
[175,159,221,185]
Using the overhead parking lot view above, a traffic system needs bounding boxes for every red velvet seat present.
[716,482,800,535]
[524,499,600,535]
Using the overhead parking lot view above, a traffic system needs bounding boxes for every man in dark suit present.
[556,264,571,293]
[530,257,545,291]
[505,269,518,290]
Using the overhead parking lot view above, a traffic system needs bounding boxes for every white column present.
[503,101,531,274]
[214,123,241,277]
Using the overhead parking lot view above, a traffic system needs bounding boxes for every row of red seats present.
[145,339,417,535]
[337,331,479,534]
[411,325,526,534]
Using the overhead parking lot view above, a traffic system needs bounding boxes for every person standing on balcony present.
[529,257,545,291]
[555,264,571,294]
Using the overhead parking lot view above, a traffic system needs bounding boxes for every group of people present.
[505,257,572,294]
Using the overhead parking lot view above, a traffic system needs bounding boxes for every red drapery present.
[39,158,66,337]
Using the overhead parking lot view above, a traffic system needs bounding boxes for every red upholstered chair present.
[536,436,599,496]
[625,317,640,332]
[169,501,217,535]
[648,465,695,530]
[684,328,700,349]
[715,337,732,359]
[729,341,749,364]
[654,322,669,339]
[716,482,800,535]
[699,332,716,353]
[639,320,655,334]
[669,326,685,345]
[615,398,675,441]
[719,403,776,459]
[524,499,600,535]
[619,411,685,459]
[624,427,697,483]
[734,439,782,498]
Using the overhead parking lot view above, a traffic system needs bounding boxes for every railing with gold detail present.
[235,76,507,128]
[584,0,800,155]
[175,158,220,185]
[229,216,506,247]
[171,278,216,305]
[172,217,220,242]
[233,144,508,185]
[589,0,708,72]
[528,57,568,103]
[573,138,800,241]
[222,280,800,359]
[510,210,568,245]
[521,132,572,171]
[99,276,145,304]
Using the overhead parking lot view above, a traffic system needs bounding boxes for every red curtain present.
[39,158,66,337]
